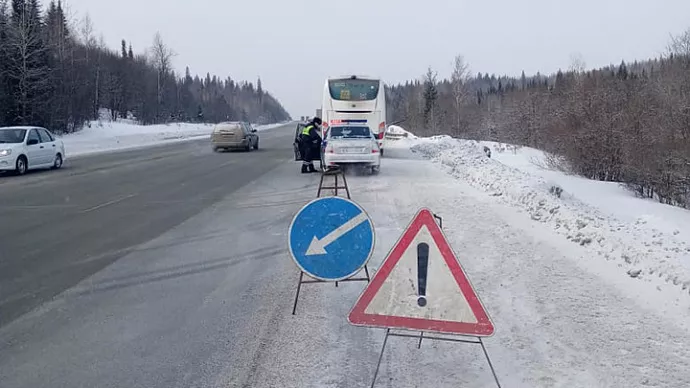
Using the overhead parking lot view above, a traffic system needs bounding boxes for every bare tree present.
[79,13,96,50]
[450,54,471,134]
[5,2,50,124]
[151,32,174,74]
[667,28,690,57]
[60,0,79,32]
[568,52,586,73]
[150,31,175,120]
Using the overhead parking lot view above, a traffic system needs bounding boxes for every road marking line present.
[80,194,137,213]
[0,204,82,210]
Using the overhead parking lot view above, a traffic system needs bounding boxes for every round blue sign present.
[288,196,375,281]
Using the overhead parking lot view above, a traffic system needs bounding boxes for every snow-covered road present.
[232,144,690,387]
[2,125,689,387]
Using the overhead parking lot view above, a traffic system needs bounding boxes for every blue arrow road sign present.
[288,196,375,281]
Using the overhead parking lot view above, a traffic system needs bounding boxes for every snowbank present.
[409,136,690,295]
[59,120,289,157]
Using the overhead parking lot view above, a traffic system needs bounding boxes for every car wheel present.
[371,166,380,175]
[52,154,63,169]
[15,156,27,175]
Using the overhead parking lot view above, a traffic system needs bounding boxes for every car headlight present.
[0,149,11,157]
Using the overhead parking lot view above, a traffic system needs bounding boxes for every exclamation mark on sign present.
[417,243,429,307]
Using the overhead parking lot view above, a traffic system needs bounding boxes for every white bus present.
[321,75,387,155]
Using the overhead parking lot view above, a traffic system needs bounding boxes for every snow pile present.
[411,137,690,295]
[59,120,288,157]
[480,140,690,241]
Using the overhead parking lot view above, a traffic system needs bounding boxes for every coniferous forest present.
[0,0,291,134]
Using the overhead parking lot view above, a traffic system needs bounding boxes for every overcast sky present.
[62,0,690,119]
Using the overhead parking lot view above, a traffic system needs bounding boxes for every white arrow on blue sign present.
[288,196,375,281]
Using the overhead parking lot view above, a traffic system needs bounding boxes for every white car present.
[322,125,380,174]
[0,126,66,175]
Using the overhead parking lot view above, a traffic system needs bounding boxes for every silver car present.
[211,122,259,152]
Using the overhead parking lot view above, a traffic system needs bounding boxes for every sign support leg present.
[370,329,390,388]
[291,265,371,315]
[291,271,304,315]
[341,172,351,199]
[433,212,443,229]
[479,337,502,388]
[317,173,325,198]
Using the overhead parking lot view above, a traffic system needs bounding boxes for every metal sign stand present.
[291,267,370,315]
[317,166,351,199]
[371,329,501,388]
[369,213,502,388]
[291,167,370,315]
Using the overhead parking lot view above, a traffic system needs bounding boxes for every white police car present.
[321,125,380,174]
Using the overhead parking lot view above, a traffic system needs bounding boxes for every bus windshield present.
[328,79,379,101]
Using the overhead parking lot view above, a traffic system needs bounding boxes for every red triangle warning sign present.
[348,208,494,336]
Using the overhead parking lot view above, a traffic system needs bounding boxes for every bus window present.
[328,79,379,101]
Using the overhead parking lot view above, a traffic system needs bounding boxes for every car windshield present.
[328,126,372,139]
[0,128,27,144]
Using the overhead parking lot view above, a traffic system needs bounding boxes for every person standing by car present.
[300,117,323,173]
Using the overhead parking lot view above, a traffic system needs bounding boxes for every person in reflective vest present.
[300,117,322,173]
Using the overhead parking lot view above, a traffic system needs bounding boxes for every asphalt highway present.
[0,123,297,328]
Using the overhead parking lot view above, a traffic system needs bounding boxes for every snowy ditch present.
[410,136,690,296]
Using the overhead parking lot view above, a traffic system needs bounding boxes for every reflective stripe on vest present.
[302,125,313,136]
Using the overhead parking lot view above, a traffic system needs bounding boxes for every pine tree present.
[617,60,628,80]
[422,67,438,132]
[256,76,263,107]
